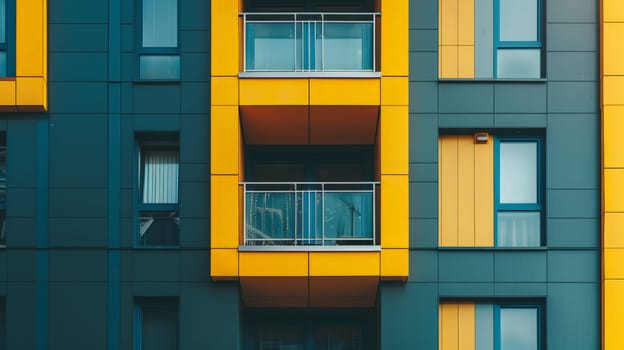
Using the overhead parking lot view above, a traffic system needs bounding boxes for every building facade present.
[0,0,611,349]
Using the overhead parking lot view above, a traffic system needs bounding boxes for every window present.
[139,0,179,80]
[137,137,179,246]
[245,309,377,350]
[438,0,543,78]
[0,135,6,247]
[439,303,542,350]
[495,138,542,247]
[134,299,178,350]
[0,0,12,77]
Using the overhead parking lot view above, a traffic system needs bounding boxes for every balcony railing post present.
[243,183,247,244]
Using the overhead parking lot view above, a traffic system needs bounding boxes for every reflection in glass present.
[140,55,180,80]
[324,23,373,71]
[0,52,6,77]
[497,49,541,79]
[139,211,179,246]
[246,192,296,243]
[500,308,538,350]
[499,0,537,42]
[246,23,296,71]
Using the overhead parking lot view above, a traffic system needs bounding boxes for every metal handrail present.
[242,181,379,246]
[242,12,379,73]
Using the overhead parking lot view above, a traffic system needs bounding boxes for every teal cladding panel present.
[475,304,494,350]
[475,0,493,78]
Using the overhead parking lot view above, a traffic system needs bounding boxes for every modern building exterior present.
[0,0,612,349]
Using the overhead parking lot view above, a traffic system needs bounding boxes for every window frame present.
[494,304,542,350]
[134,135,180,248]
[493,0,544,78]
[0,0,15,77]
[494,136,544,247]
[133,298,179,350]
[136,0,181,81]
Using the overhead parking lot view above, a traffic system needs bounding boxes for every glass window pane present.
[246,22,295,71]
[499,0,537,42]
[497,211,540,247]
[0,144,5,203]
[139,211,179,246]
[323,192,373,243]
[324,23,373,71]
[497,49,541,79]
[500,308,538,350]
[142,305,178,350]
[499,141,537,203]
[0,0,5,43]
[315,324,364,350]
[253,325,305,350]
[0,52,6,77]
[140,55,180,80]
[142,0,177,47]
[141,148,179,204]
[246,191,296,244]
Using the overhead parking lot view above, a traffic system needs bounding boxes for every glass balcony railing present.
[243,182,378,246]
[242,13,378,72]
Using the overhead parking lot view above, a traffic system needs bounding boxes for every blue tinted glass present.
[323,192,373,240]
[139,55,180,79]
[0,52,6,77]
[142,0,177,47]
[500,308,538,350]
[246,22,295,71]
[324,23,373,71]
[245,191,296,243]
[497,49,541,78]
[500,0,537,42]
[0,0,5,43]
[499,141,538,203]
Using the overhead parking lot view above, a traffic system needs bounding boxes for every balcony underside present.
[240,105,379,145]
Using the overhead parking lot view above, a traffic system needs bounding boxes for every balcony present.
[242,13,379,75]
[243,182,378,247]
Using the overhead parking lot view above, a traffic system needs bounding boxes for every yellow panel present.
[604,0,624,25]
[439,46,458,79]
[211,77,239,106]
[457,137,475,247]
[458,0,474,46]
[605,169,624,212]
[211,0,239,76]
[211,106,240,175]
[603,76,624,106]
[603,23,624,76]
[16,0,44,76]
[605,213,624,248]
[309,79,380,105]
[239,252,309,277]
[211,248,239,279]
[439,136,459,246]
[605,280,624,350]
[380,175,409,248]
[457,46,475,79]
[605,249,624,279]
[474,138,494,246]
[381,0,409,76]
[604,106,624,168]
[440,304,459,350]
[211,175,240,248]
[380,248,408,280]
[381,77,409,106]
[380,106,409,175]
[0,81,16,106]
[239,79,309,105]
[439,0,458,46]
[309,252,379,276]
[458,304,475,350]
[16,77,45,107]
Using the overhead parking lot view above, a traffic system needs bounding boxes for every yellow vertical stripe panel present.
[380,0,409,76]
[605,169,624,212]
[380,106,409,175]
[439,0,458,46]
[457,46,475,78]
[439,136,459,246]
[211,0,239,76]
[458,0,474,46]
[457,137,475,246]
[474,139,494,246]
[605,213,624,248]
[211,175,240,248]
[605,280,624,350]
[16,0,44,76]
[211,106,240,175]
[440,304,459,350]
[380,174,409,248]
[458,304,475,350]
[440,46,459,78]
[604,106,624,168]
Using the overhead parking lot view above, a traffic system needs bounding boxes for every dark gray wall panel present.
[49,250,107,281]
[179,218,210,248]
[494,83,547,114]
[180,251,211,282]
[7,188,36,217]
[49,218,107,247]
[5,218,37,247]
[381,283,438,349]
[439,83,494,114]
[133,251,181,282]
